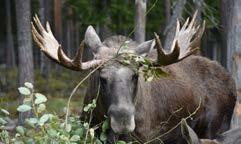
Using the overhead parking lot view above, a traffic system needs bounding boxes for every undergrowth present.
[0,82,127,144]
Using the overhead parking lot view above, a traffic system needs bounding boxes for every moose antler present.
[154,11,205,66]
[31,15,103,71]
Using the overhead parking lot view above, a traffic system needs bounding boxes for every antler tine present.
[153,11,205,66]
[154,33,165,59]
[154,33,180,66]
[188,10,198,30]
[34,14,46,35]
[190,20,206,49]
[73,40,84,67]
[181,17,190,31]
[32,15,103,71]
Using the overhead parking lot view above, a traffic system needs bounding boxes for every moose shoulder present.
[32,12,236,144]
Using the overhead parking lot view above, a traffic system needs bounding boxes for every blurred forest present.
[0,0,241,124]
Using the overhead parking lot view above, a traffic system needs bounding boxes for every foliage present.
[0,82,127,144]
[121,53,168,82]
[0,68,86,118]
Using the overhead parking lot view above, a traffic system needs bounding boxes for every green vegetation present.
[0,67,86,118]
[0,82,128,144]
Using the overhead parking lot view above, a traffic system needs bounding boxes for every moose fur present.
[83,36,236,143]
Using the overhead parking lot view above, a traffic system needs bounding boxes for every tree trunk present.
[221,0,232,68]
[163,0,186,50]
[5,0,16,69]
[99,0,112,39]
[164,0,171,27]
[15,0,34,125]
[194,0,204,25]
[54,0,62,42]
[222,0,241,128]
[54,0,63,72]
[134,0,147,44]
[38,0,50,80]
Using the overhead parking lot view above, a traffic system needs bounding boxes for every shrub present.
[0,82,128,144]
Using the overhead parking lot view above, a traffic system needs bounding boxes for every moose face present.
[99,62,138,133]
[84,26,155,134]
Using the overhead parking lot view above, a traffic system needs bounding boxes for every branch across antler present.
[154,11,205,66]
[31,15,103,71]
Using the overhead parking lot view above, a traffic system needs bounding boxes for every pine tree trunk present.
[194,0,204,25]
[134,0,147,44]
[163,0,186,50]
[54,0,63,73]
[39,0,50,80]
[99,0,112,39]
[223,0,241,128]
[164,0,171,27]
[5,0,16,70]
[15,0,34,125]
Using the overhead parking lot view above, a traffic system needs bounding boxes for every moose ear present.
[181,119,200,144]
[84,25,103,53]
[134,40,156,56]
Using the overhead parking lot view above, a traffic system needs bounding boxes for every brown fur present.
[82,36,236,143]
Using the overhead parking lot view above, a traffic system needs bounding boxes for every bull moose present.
[31,12,236,143]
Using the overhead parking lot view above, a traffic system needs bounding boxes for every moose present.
[31,12,236,143]
[181,119,241,144]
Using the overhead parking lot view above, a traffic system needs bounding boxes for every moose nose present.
[108,104,135,134]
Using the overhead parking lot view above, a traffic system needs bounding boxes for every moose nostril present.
[108,104,135,117]
[110,114,136,134]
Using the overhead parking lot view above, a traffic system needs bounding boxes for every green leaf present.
[73,128,84,137]
[96,139,103,144]
[65,123,72,132]
[38,114,50,126]
[116,141,126,144]
[0,108,10,115]
[25,118,38,127]
[146,75,154,82]
[24,82,33,89]
[100,132,107,142]
[25,138,34,144]
[154,68,168,78]
[17,104,32,112]
[83,105,90,112]
[34,93,47,104]
[14,140,24,144]
[102,119,109,132]
[123,60,130,65]
[37,103,46,113]
[47,129,58,137]
[18,87,31,95]
[16,126,25,136]
[28,118,38,124]
[89,128,95,139]
[70,135,80,142]
[0,117,7,125]
[83,122,89,128]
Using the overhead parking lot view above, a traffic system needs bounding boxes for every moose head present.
[32,11,205,134]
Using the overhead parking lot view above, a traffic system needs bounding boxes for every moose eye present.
[100,77,107,84]
[132,74,138,80]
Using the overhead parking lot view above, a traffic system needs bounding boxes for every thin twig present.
[116,0,159,56]
[84,84,101,144]
[64,63,104,127]
[144,97,202,144]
